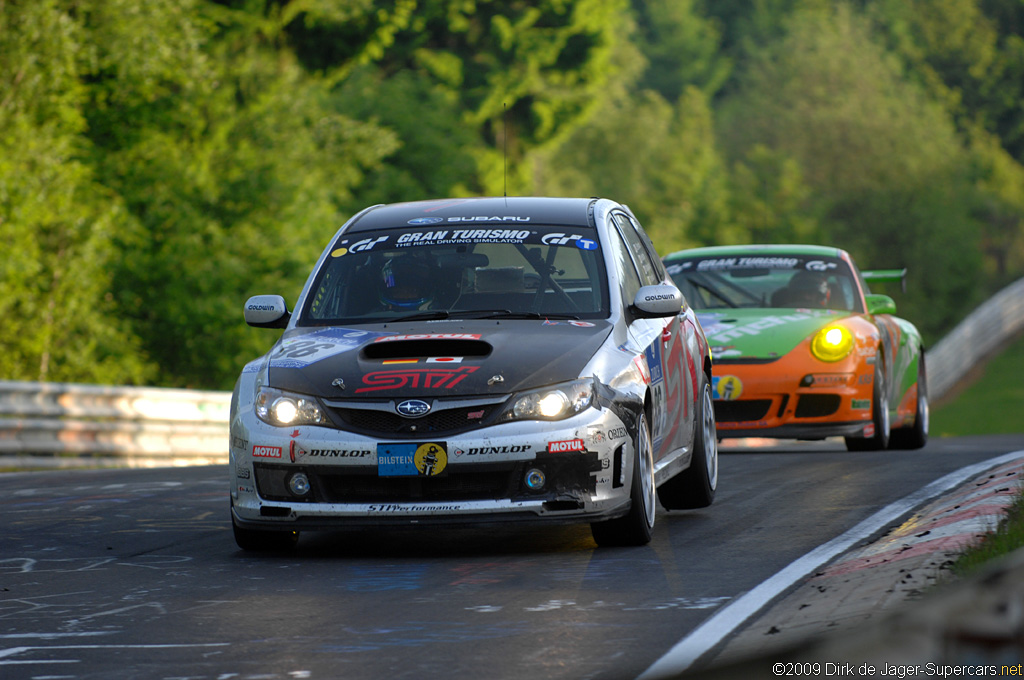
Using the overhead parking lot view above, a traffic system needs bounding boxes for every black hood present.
[266,320,612,399]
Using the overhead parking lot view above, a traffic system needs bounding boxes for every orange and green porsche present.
[663,245,928,451]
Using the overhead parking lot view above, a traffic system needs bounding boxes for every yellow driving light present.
[810,325,854,362]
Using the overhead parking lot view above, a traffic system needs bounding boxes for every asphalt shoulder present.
[686,457,1024,678]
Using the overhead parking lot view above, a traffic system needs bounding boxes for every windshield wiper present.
[459,310,582,320]
[389,310,451,322]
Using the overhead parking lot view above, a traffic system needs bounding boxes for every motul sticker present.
[252,445,282,458]
[374,334,481,343]
[863,423,876,437]
[548,439,585,453]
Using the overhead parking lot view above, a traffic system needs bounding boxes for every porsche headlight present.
[501,379,595,422]
[810,325,854,362]
[255,386,327,426]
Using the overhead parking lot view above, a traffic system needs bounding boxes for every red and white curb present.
[819,460,1023,578]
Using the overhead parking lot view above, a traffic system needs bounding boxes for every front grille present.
[794,394,841,418]
[315,466,520,503]
[714,400,772,422]
[330,404,500,437]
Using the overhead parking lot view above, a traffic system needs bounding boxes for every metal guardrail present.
[0,380,230,468]
[0,277,1021,468]
[927,277,1024,400]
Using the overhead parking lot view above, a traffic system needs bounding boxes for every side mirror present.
[631,284,683,319]
[865,293,896,316]
[244,295,290,328]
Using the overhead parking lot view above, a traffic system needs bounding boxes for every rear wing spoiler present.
[861,268,907,293]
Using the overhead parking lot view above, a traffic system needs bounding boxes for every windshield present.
[665,254,863,313]
[299,225,609,324]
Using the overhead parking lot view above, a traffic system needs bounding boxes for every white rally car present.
[230,196,717,549]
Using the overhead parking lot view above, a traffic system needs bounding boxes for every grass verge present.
[931,330,1024,576]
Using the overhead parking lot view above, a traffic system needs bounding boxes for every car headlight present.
[810,325,854,362]
[255,386,328,426]
[500,379,595,422]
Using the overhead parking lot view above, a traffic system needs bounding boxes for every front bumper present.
[711,358,875,440]
[230,407,635,528]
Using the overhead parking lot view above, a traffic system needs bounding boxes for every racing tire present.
[889,353,929,450]
[591,412,655,547]
[658,378,718,510]
[845,359,890,452]
[232,517,300,552]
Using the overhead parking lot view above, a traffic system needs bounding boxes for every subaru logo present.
[396,399,431,417]
[408,217,444,225]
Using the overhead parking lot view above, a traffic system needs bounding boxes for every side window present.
[608,225,642,306]
[613,213,660,287]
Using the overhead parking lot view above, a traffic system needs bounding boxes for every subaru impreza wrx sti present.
[230,196,717,549]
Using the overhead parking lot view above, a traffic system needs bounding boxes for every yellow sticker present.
[414,443,447,476]
[717,375,743,400]
[331,247,348,257]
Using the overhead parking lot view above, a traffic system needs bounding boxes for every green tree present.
[629,0,731,101]
[285,0,629,195]
[0,0,154,384]
[716,3,984,339]
[81,0,399,388]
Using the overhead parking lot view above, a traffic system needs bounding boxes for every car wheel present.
[232,515,299,552]
[591,412,655,547]
[845,359,890,452]
[657,377,718,510]
[889,352,929,450]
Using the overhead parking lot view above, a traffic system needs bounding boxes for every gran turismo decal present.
[331,235,389,256]
[805,260,839,272]
[397,229,530,244]
[694,257,800,271]
[356,366,479,393]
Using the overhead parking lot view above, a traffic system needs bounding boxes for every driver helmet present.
[788,270,830,307]
[379,255,436,309]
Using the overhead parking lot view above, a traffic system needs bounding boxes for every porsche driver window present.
[665,255,863,312]
[302,226,609,323]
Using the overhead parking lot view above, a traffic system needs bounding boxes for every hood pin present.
[331,378,346,390]
[488,374,504,386]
